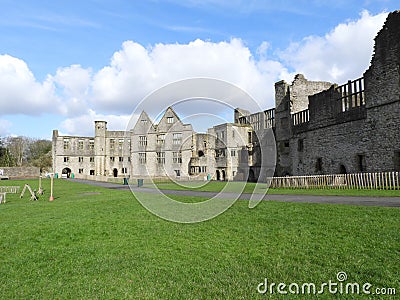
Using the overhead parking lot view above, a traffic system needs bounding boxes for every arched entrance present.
[339,164,347,174]
[216,170,220,181]
[113,168,118,177]
[62,167,72,178]
[221,170,226,181]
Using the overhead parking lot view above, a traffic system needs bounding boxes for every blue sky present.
[0,0,398,138]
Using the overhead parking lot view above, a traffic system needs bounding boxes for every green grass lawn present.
[0,179,399,299]
[151,180,400,197]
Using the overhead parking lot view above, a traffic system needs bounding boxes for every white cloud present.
[277,10,388,83]
[0,54,59,115]
[59,109,133,136]
[90,38,278,115]
[0,10,390,137]
[50,64,92,116]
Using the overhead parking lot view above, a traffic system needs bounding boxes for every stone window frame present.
[157,134,165,145]
[156,152,165,164]
[89,139,95,150]
[78,140,84,150]
[118,139,124,150]
[63,138,70,150]
[139,136,147,146]
[173,133,182,144]
[172,151,182,164]
[139,153,146,164]
[109,139,115,150]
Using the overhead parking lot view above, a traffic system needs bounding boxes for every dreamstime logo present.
[257,272,397,296]
[124,78,276,223]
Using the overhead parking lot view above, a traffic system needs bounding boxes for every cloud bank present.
[0,10,388,136]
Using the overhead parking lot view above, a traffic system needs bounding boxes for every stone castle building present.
[52,107,254,181]
[52,11,400,181]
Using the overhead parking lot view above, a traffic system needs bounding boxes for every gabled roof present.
[132,110,156,134]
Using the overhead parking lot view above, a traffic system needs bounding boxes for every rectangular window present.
[110,139,115,150]
[167,117,174,124]
[174,170,180,177]
[173,133,182,144]
[315,157,323,173]
[122,167,128,174]
[394,151,400,171]
[357,154,366,172]
[110,157,115,162]
[118,139,124,150]
[173,151,182,163]
[141,119,147,124]
[119,157,123,162]
[231,150,236,157]
[139,136,147,146]
[157,152,165,164]
[201,166,207,173]
[78,157,84,163]
[89,140,94,150]
[215,149,225,158]
[298,139,304,152]
[139,153,146,164]
[78,140,84,150]
[281,140,290,154]
[157,134,165,145]
[63,139,70,150]
[90,170,95,175]
[64,157,69,163]
[78,168,83,174]
[90,157,94,163]
[128,157,131,162]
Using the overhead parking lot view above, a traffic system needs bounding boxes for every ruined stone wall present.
[0,167,40,178]
[283,11,400,175]
[274,75,333,176]
[363,10,400,172]
[289,74,332,113]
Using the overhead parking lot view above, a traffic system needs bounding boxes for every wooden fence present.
[0,186,20,193]
[268,172,400,190]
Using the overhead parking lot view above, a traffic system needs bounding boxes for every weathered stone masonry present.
[239,10,400,176]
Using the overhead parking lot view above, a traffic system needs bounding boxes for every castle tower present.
[363,10,400,172]
[94,121,107,176]
[274,80,292,176]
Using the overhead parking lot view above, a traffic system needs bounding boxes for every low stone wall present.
[0,167,40,178]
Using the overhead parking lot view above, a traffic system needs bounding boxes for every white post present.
[49,174,54,201]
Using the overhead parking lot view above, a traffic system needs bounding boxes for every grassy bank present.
[0,179,398,299]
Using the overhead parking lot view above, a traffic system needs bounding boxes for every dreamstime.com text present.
[257,272,396,296]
